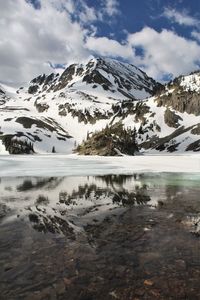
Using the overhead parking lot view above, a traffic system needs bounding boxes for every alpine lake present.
[0,172,200,300]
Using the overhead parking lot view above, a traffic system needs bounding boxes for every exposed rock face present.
[29,73,58,93]
[54,65,77,91]
[156,72,200,116]
[0,87,5,94]
[0,85,10,105]
[0,58,200,155]
[83,70,112,91]
[157,91,200,116]
[27,57,162,99]
[28,85,39,94]
[164,109,183,128]
[191,124,200,135]
[139,125,196,152]
[186,140,200,151]
[94,58,162,96]
[34,101,49,113]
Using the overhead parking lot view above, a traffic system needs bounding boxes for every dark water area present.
[0,173,200,300]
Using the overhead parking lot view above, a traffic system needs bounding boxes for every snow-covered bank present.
[0,154,200,177]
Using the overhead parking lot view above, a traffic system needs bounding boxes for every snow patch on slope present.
[180,73,200,93]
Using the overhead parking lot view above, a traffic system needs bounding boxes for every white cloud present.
[191,30,200,42]
[163,8,200,46]
[79,5,99,23]
[128,27,200,80]
[73,0,103,24]
[85,36,133,59]
[0,0,92,84]
[0,0,122,84]
[103,0,119,17]
[86,26,200,81]
[0,0,200,85]
[163,7,199,27]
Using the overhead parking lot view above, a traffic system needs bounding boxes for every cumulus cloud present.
[103,0,119,17]
[1,0,200,85]
[84,26,200,81]
[163,7,199,27]
[85,36,133,59]
[162,8,200,49]
[0,0,91,84]
[128,27,200,80]
[0,0,122,84]
[192,30,200,42]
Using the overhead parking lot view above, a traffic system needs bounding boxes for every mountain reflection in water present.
[0,173,200,300]
[0,175,151,235]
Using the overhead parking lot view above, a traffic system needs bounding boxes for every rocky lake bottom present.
[0,173,200,300]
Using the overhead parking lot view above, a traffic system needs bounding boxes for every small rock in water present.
[144,279,154,286]
[144,227,151,231]
[158,200,164,207]
[109,291,119,299]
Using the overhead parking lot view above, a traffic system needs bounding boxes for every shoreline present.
[0,153,199,176]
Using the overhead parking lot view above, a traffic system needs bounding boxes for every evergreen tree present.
[52,146,56,153]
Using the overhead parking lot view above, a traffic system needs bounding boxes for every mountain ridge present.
[26,57,161,99]
[0,57,200,155]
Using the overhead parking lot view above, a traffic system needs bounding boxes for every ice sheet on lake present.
[0,154,200,177]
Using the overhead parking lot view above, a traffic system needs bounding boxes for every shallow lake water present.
[0,173,200,300]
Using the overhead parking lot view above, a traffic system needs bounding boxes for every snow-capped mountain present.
[27,57,159,100]
[0,57,200,155]
[156,71,200,116]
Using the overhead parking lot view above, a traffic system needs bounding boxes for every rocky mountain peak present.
[162,70,200,93]
[1,57,200,155]
[155,71,200,116]
[26,57,162,100]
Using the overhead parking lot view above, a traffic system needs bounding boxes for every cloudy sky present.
[0,0,200,85]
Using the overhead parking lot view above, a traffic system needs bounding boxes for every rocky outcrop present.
[34,100,49,113]
[76,123,138,156]
[54,65,77,91]
[191,124,200,135]
[83,70,112,91]
[1,58,200,155]
[28,85,39,94]
[26,57,161,99]
[140,126,194,152]
[164,108,183,128]
[156,72,200,116]
[0,87,5,94]
[186,140,200,151]
[157,91,200,116]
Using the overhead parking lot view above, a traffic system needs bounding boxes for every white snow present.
[0,140,9,154]
[180,73,200,93]
[0,57,200,155]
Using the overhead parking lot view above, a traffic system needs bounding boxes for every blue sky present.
[0,0,200,84]
[84,0,199,39]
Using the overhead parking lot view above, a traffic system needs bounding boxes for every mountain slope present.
[155,71,200,116]
[27,57,160,100]
[76,96,200,155]
[0,58,200,155]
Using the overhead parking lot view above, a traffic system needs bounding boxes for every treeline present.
[2,135,34,154]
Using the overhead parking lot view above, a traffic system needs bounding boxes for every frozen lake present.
[0,155,200,299]
[0,153,200,176]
